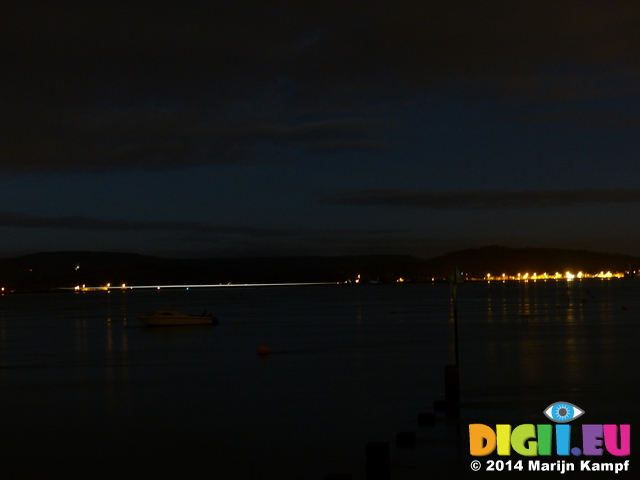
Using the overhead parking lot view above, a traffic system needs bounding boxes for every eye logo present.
[543,401,584,423]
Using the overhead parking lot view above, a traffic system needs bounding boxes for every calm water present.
[0,280,637,479]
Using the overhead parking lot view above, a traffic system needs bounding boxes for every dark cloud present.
[509,109,640,130]
[0,211,301,236]
[0,110,392,173]
[0,211,405,240]
[2,1,639,173]
[159,227,424,258]
[320,188,640,209]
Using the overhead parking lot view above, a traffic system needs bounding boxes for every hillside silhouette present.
[0,246,637,292]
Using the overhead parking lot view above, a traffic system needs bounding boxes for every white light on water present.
[60,282,335,291]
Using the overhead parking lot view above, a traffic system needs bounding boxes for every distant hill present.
[0,252,427,291]
[0,246,637,291]
[422,245,640,278]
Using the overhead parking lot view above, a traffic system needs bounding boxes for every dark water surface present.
[0,280,637,479]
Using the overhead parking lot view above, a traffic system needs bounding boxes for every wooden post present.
[448,265,463,367]
[446,266,463,413]
[452,282,459,367]
[365,442,390,480]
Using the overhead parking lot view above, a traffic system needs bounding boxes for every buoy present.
[257,345,270,355]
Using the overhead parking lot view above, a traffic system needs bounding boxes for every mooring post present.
[452,281,459,367]
[365,441,390,480]
[445,266,463,411]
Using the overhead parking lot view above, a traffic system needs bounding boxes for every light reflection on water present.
[0,281,637,479]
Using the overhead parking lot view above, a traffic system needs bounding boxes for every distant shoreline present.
[0,246,637,293]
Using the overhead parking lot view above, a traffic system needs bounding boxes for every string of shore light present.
[59,270,629,292]
[62,282,338,292]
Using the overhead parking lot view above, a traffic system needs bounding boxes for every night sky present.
[3,1,640,258]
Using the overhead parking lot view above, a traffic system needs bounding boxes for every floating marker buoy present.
[257,345,269,355]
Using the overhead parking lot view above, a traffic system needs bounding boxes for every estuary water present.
[0,280,637,479]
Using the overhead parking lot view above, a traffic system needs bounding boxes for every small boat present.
[139,309,218,326]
